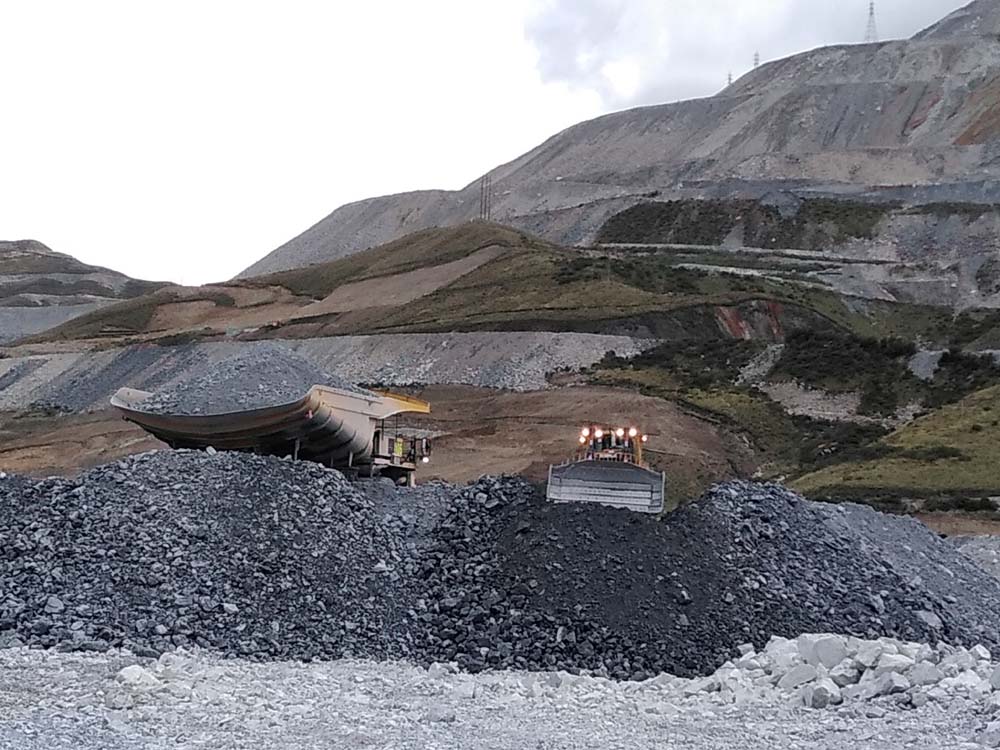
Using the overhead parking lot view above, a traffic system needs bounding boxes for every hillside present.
[11,223,962,349]
[792,383,1000,506]
[0,240,165,343]
[239,0,1000,287]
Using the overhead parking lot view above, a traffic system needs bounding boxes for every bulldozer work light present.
[616,428,625,438]
[581,427,590,437]
[594,429,604,439]
[578,436,587,444]
[628,427,638,438]
[641,435,648,442]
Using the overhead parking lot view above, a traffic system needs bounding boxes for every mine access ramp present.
[547,425,665,514]
[111,385,432,485]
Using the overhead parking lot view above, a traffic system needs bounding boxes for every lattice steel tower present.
[865,1,879,43]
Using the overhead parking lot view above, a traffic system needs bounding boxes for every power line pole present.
[865,1,879,43]
[478,174,493,221]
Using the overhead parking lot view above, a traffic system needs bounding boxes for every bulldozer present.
[546,425,665,514]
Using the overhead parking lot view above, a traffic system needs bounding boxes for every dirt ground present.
[0,385,754,505]
[401,384,756,505]
[293,246,505,317]
[917,513,1000,537]
[4,389,999,534]
[0,410,164,476]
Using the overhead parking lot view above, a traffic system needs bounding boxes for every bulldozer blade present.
[546,460,665,514]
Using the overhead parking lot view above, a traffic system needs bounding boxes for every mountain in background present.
[238,0,1000,306]
[0,240,165,344]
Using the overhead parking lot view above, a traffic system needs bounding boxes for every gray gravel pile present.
[406,478,1000,679]
[0,450,401,660]
[6,455,1000,686]
[957,536,1000,583]
[135,342,372,415]
[0,333,652,413]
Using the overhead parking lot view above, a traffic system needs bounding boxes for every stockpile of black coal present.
[0,450,401,660]
[408,478,1000,678]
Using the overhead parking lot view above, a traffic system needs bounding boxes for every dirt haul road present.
[0,385,751,504]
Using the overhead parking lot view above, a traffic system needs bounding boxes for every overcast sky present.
[0,0,967,284]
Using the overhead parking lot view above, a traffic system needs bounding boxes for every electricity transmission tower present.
[727,71,733,86]
[865,1,879,43]
[479,174,493,221]
[753,51,760,69]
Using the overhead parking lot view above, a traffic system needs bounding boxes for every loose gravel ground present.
[0,332,653,412]
[0,646,991,750]
[957,537,1000,583]
[134,342,371,415]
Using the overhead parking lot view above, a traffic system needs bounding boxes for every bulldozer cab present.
[579,426,645,464]
[547,425,665,514]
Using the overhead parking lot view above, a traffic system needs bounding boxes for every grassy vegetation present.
[792,385,1000,499]
[597,198,896,251]
[18,287,238,342]
[248,222,556,299]
[13,222,975,353]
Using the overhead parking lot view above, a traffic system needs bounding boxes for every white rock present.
[205,446,217,456]
[452,680,478,699]
[908,662,944,687]
[863,704,887,719]
[854,642,884,669]
[973,645,993,662]
[829,662,861,688]
[683,676,720,696]
[813,637,848,670]
[991,666,1000,691]
[116,665,160,689]
[941,650,977,674]
[737,643,755,656]
[765,637,801,673]
[872,653,915,676]
[979,720,1000,748]
[801,678,842,709]
[910,690,929,708]
[777,664,818,691]
[942,671,985,693]
[916,610,943,630]
[873,672,910,697]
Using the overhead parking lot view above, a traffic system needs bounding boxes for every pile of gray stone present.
[695,633,1000,710]
[135,342,371,415]
[404,478,1000,678]
[3,455,1000,681]
[0,450,400,659]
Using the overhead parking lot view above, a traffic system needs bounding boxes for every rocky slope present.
[0,240,164,344]
[238,0,1000,310]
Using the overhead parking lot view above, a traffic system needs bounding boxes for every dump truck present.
[111,384,432,486]
[547,425,665,513]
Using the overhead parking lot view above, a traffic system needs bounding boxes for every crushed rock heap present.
[0,451,401,660]
[135,341,372,415]
[406,478,1000,678]
[2,456,1000,679]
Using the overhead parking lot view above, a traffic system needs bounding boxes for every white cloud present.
[0,0,600,283]
[0,0,970,283]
